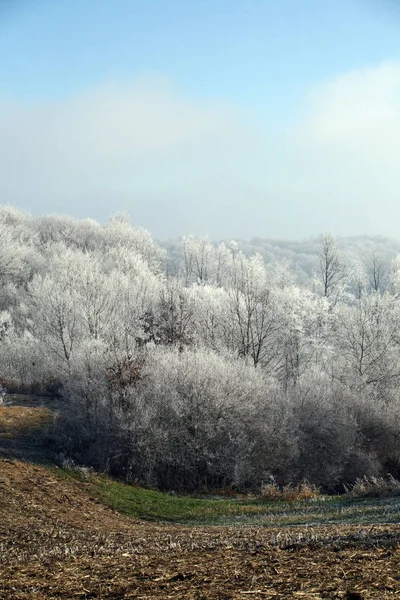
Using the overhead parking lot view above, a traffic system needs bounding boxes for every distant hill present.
[161,234,400,284]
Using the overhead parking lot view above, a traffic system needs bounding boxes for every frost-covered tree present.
[317,233,348,300]
[191,284,227,350]
[103,213,165,274]
[334,293,400,397]
[181,235,215,284]
[28,275,81,373]
[224,252,282,370]
[363,250,388,294]
[1,205,400,490]
[140,278,195,350]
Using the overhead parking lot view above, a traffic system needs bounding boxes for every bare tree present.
[363,250,388,293]
[318,233,347,299]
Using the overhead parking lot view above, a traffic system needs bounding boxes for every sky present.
[1,0,400,239]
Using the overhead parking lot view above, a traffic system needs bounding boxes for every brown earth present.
[1,400,400,599]
[0,396,56,464]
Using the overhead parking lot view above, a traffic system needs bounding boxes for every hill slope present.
[1,398,400,598]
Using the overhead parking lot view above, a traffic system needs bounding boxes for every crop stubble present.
[1,461,400,599]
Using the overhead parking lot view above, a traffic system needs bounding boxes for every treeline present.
[1,205,400,491]
[162,233,400,285]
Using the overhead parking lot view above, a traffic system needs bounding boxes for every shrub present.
[261,480,320,501]
[344,475,400,498]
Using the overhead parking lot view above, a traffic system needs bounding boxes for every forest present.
[1,204,400,493]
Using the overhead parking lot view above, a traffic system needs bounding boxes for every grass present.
[61,469,270,523]
[344,474,400,498]
[59,468,400,527]
[0,405,53,436]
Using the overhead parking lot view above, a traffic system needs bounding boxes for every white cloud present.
[0,76,246,180]
[2,64,400,239]
[302,62,400,145]
[0,75,266,236]
[280,62,400,236]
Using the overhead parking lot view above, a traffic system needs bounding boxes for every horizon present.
[1,0,400,239]
[4,203,400,248]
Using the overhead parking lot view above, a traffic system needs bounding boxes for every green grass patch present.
[56,468,400,526]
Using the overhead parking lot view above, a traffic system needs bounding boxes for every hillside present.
[3,459,400,599]
[2,209,400,492]
[1,398,400,598]
[162,233,400,283]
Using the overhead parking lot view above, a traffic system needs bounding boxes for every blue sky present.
[3,1,399,113]
[1,0,400,238]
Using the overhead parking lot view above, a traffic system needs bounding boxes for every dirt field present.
[1,399,400,599]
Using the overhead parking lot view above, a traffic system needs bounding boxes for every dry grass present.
[345,475,400,499]
[0,405,53,437]
[0,401,55,464]
[260,481,321,502]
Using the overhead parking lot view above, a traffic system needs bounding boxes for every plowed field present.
[1,399,400,599]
